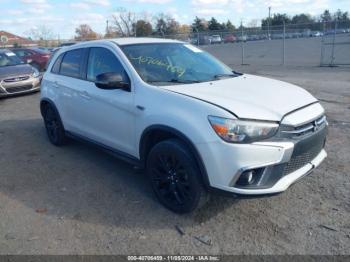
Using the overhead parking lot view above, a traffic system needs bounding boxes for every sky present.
[0,0,349,39]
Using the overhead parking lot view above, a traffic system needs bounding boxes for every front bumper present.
[231,149,327,195]
[196,121,327,195]
[0,76,41,98]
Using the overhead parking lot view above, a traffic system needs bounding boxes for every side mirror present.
[95,72,130,91]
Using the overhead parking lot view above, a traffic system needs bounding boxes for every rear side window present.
[51,53,64,74]
[12,50,26,57]
[60,49,84,78]
[87,47,126,82]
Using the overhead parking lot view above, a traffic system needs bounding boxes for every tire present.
[43,104,66,146]
[147,139,208,214]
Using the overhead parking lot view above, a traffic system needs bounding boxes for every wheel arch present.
[139,125,210,189]
[40,98,57,117]
[40,98,64,129]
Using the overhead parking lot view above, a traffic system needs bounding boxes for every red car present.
[224,34,237,43]
[11,48,51,71]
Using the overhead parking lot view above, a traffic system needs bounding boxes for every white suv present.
[40,38,327,213]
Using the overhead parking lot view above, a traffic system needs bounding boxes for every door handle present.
[79,91,91,100]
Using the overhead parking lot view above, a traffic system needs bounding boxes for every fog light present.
[235,168,264,187]
[238,171,254,185]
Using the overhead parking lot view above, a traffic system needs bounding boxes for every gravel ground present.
[0,65,349,255]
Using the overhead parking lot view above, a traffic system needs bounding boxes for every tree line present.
[261,9,350,30]
[72,9,350,40]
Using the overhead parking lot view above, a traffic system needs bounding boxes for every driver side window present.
[87,47,127,82]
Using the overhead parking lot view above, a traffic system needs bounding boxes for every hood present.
[161,74,318,122]
[0,64,34,80]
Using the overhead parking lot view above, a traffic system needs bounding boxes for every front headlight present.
[32,68,40,78]
[208,116,279,143]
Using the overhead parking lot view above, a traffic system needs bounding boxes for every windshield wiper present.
[213,71,242,79]
[149,79,200,84]
[169,79,200,84]
[214,73,238,79]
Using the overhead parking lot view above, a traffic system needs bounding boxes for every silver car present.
[210,35,222,44]
[0,49,41,98]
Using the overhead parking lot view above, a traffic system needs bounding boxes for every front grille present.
[282,126,326,176]
[5,85,33,94]
[3,76,30,83]
[283,142,324,175]
[281,115,327,138]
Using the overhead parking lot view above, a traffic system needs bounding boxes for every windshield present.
[121,43,239,85]
[0,51,24,67]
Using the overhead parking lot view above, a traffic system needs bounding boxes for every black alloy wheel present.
[147,139,208,213]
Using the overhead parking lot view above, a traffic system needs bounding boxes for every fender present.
[40,98,65,129]
[140,125,211,189]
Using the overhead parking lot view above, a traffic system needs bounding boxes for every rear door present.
[52,48,89,133]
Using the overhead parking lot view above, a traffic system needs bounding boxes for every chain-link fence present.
[26,21,350,68]
[161,21,350,67]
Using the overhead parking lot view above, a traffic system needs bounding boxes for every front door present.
[72,47,136,156]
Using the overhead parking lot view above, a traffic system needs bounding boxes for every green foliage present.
[261,13,291,28]
[226,20,235,31]
[208,17,223,31]
[191,17,207,32]
[135,20,153,36]
[155,14,180,35]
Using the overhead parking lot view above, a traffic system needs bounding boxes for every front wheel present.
[147,139,208,214]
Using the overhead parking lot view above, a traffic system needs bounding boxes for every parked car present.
[336,29,347,34]
[223,34,236,43]
[37,47,55,53]
[59,42,76,47]
[11,47,50,71]
[301,29,312,37]
[0,49,41,98]
[247,35,260,41]
[285,33,294,39]
[310,31,323,37]
[198,35,211,45]
[236,35,247,42]
[210,35,222,44]
[324,29,345,35]
[40,38,327,213]
[272,33,284,39]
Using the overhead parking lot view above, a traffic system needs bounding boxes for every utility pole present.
[241,19,244,65]
[282,20,285,65]
[330,18,337,66]
[194,27,199,46]
[268,6,271,40]
[106,20,109,37]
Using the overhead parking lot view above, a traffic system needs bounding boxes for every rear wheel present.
[147,139,208,214]
[43,105,66,146]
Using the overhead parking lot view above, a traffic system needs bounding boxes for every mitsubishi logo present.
[313,120,320,132]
